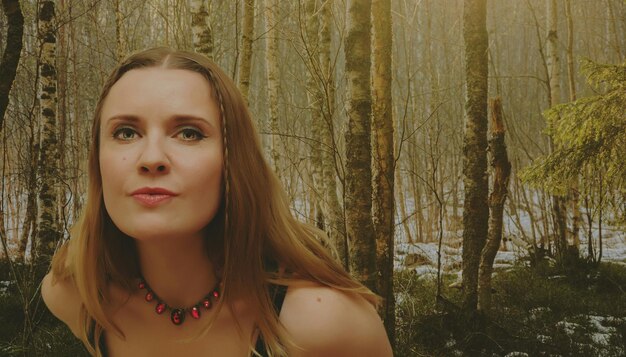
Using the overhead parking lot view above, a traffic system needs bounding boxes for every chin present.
[123,226,207,243]
[128,232,173,242]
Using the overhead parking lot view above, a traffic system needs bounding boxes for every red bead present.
[191,306,201,319]
[212,290,220,299]
[155,302,166,314]
[171,309,185,325]
[202,298,212,309]
[145,292,154,302]
[138,282,145,289]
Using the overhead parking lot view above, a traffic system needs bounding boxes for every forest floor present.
[395,229,626,356]
[1,231,624,356]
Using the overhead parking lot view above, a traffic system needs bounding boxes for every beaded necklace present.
[138,278,221,326]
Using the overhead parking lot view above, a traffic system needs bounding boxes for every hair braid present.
[205,71,230,235]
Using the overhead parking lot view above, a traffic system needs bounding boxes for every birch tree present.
[344,0,376,291]
[35,0,61,263]
[547,0,568,260]
[265,0,280,176]
[372,0,395,344]
[114,0,126,61]
[318,0,347,266]
[189,0,214,59]
[461,0,489,312]
[565,0,581,249]
[302,0,324,229]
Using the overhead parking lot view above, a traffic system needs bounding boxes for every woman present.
[41,47,392,357]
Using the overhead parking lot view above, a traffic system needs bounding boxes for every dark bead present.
[145,291,154,302]
[156,302,166,314]
[191,306,201,319]
[202,298,212,309]
[171,309,185,325]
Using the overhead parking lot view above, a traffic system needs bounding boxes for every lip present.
[131,187,178,207]
[131,187,177,195]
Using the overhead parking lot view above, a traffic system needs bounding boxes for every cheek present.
[100,152,126,195]
[189,158,223,196]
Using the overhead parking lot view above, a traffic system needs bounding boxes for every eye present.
[177,127,206,141]
[112,127,138,141]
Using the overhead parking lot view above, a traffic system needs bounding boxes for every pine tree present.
[522,60,626,209]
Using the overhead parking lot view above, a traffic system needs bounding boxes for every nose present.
[138,137,170,175]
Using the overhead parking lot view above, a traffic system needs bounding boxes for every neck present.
[135,234,219,308]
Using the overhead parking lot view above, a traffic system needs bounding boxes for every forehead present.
[108,67,213,100]
[100,67,218,125]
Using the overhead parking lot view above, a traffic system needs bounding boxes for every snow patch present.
[556,321,580,335]
[529,307,552,321]
[504,353,530,357]
[0,280,10,296]
[536,334,552,344]
[413,265,438,278]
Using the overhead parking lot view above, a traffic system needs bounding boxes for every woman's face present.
[99,67,223,242]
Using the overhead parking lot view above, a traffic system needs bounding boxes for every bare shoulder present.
[280,282,393,357]
[41,272,82,337]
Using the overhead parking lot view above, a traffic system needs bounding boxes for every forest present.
[0,0,625,356]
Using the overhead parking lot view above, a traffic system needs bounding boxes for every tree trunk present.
[451,157,460,229]
[238,0,255,104]
[539,192,549,250]
[319,0,347,266]
[565,0,582,250]
[409,150,424,242]
[57,0,68,246]
[189,0,214,60]
[35,0,61,264]
[598,170,603,263]
[0,0,24,129]
[396,170,413,243]
[265,0,281,177]
[519,178,539,247]
[606,0,623,60]
[584,177,594,261]
[478,97,511,311]
[564,0,576,103]
[69,6,83,219]
[114,0,126,61]
[372,0,395,346]
[547,0,568,261]
[461,0,489,312]
[18,115,39,262]
[303,0,323,231]
[344,0,376,291]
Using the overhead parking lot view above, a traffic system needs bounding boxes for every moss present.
[0,259,89,356]
[395,262,626,356]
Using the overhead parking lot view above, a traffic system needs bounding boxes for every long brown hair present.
[52,47,378,356]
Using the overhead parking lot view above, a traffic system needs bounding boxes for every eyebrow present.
[105,114,217,129]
